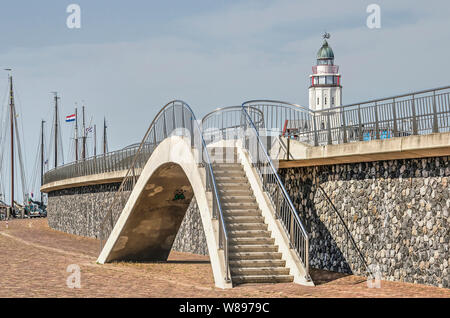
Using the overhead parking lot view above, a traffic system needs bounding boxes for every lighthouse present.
[309,33,342,111]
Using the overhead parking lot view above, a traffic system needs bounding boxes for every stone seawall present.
[280,156,449,288]
[172,198,208,255]
[46,155,449,288]
[47,184,208,255]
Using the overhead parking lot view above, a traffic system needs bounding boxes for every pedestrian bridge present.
[41,86,450,288]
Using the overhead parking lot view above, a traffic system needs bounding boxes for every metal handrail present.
[314,180,372,278]
[43,86,450,186]
[43,144,141,184]
[244,85,450,146]
[202,105,265,143]
[98,100,230,282]
[241,105,310,278]
[318,85,450,110]
[202,105,265,127]
[244,85,450,115]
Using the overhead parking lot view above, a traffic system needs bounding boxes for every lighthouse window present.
[324,97,327,105]
[318,76,326,84]
[326,76,335,84]
[318,59,333,65]
[332,97,335,105]
[317,98,319,106]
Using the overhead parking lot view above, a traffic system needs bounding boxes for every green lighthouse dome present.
[317,40,334,60]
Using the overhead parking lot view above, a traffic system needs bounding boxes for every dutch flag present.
[66,114,76,122]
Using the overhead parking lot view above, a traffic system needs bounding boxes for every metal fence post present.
[312,114,319,146]
[164,111,168,139]
[341,107,348,143]
[326,111,332,145]
[392,98,398,137]
[432,90,439,133]
[181,108,185,133]
[374,102,380,140]
[289,211,294,249]
[172,102,176,132]
[286,136,290,161]
[212,186,217,219]
[190,116,194,148]
[411,94,418,135]
[357,105,363,141]
[275,187,280,219]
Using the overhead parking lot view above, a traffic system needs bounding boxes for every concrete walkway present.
[1,219,449,298]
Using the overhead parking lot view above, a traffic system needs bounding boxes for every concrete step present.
[229,237,275,245]
[228,230,272,238]
[223,209,261,217]
[222,202,258,208]
[221,196,256,203]
[215,172,246,178]
[218,190,253,197]
[230,267,290,276]
[227,223,268,231]
[217,183,251,190]
[213,167,244,173]
[229,252,283,260]
[232,275,294,284]
[224,216,265,223]
[215,176,248,183]
[229,245,279,253]
[211,160,239,165]
[229,259,286,268]
[213,163,241,169]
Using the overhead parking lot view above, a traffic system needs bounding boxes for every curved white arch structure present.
[97,135,232,288]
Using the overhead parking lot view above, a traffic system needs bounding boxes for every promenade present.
[1,219,448,298]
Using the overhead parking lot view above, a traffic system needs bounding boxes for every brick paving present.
[0,218,449,298]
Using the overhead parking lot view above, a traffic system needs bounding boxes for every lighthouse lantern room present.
[309,33,342,111]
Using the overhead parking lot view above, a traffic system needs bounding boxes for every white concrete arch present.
[97,135,232,289]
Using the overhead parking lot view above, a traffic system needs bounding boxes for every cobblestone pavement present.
[1,219,449,298]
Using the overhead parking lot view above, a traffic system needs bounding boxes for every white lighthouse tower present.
[309,33,342,111]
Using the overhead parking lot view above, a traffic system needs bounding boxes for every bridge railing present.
[244,86,450,146]
[202,106,265,143]
[43,86,450,186]
[202,105,310,280]
[98,100,230,282]
[43,145,141,185]
[240,104,310,280]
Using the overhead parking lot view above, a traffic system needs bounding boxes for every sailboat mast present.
[53,92,59,169]
[40,120,45,203]
[82,105,86,160]
[75,106,78,161]
[94,124,97,156]
[103,117,107,154]
[8,72,15,212]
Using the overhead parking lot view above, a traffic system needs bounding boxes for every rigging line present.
[0,79,9,160]
[29,122,42,197]
[54,98,64,166]
[14,106,28,202]
[47,108,55,168]
[30,139,40,198]
[57,113,65,164]
[11,81,31,196]
[0,100,10,199]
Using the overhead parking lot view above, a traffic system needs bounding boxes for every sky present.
[0,0,449,201]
